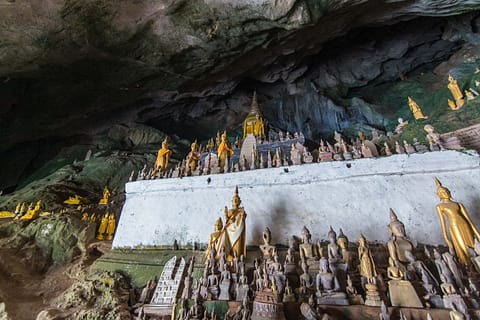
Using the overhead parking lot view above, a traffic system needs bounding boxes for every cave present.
[1,1,480,319]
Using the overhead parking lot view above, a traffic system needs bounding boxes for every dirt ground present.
[0,248,74,320]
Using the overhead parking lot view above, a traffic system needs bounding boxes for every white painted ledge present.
[113,150,480,249]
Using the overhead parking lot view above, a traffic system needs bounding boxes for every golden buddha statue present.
[299,226,319,261]
[242,92,266,140]
[98,187,110,205]
[154,138,172,175]
[64,194,83,205]
[435,178,480,265]
[358,234,377,281]
[81,212,89,221]
[186,140,200,175]
[215,186,247,261]
[20,200,42,220]
[96,213,108,240]
[206,217,223,257]
[106,213,116,240]
[447,75,464,108]
[217,131,234,173]
[448,99,458,111]
[407,97,428,120]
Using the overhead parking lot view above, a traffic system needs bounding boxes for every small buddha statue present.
[260,227,275,264]
[300,259,314,290]
[337,229,354,273]
[384,142,392,156]
[96,213,108,240]
[465,90,475,101]
[81,212,89,222]
[327,227,341,274]
[154,138,172,176]
[435,178,480,265]
[387,209,415,269]
[358,234,377,283]
[106,213,116,240]
[20,200,42,220]
[395,117,409,135]
[283,279,296,302]
[434,248,454,286]
[316,257,340,293]
[206,218,223,258]
[299,226,319,262]
[98,187,110,205]
[424,125,445,151]
[407,96,428,120]
[395,141,405,154]
[186,140,201,176]
[448,75,464,109]
[404,140,416,154]
[217,131,234,173]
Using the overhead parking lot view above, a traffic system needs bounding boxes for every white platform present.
[113,151,480,248]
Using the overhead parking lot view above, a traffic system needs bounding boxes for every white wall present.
[113,151,480,249]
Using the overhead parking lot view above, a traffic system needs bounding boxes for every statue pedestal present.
[316,291,349,305]
[388,280,423,308]
[364,283,382,307]
[318,152,333,162]
[218,281,231,301]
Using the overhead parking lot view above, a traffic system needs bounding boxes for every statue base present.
[388,280,423,308]
[316,291,349,305]
[364,284,382,307]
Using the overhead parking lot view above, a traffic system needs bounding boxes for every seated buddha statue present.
[206,218,223,258]
[98,187,110,205]
[387,209,415,269]
[259,227,276,263]
[154,138,172,176]
[300,226,319,262]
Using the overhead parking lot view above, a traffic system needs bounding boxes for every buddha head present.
[301,226,312,244]
[231,186,241,208]
[337,228,348,250]
[162,137,169,149]
[319,257,329,273]
[448,74,455,83]
[191,140,198,152]
[435,178,451,200]
[263,227,272,245]
[424,124,435,134]
[388,209,406,237]
[221,131,228,143]
[328,226,337,243]
[214,218,223,232]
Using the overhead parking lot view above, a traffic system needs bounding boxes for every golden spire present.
[249,91,261,115]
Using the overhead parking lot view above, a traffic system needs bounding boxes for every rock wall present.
[113,150,480,249]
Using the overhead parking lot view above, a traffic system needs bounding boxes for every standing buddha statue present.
[106,213,116,240]
[154,138,172,176]
[214,186,247,261]
[96,213,108,240]
[447,75,464,109]
[407,97,428,120]
[435,178,480,265]
[217,131,234,173]
[206,217,223,258]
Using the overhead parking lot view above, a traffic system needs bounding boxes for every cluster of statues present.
[94,212,117,241]
[12,200,43,220]
[131,177,480,320]
[407,74,478,120]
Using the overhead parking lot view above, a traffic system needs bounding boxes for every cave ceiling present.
[1,0,480,191]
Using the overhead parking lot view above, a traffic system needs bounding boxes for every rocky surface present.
[1,1,480,192]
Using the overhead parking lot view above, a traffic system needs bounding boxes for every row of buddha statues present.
[407,74,478,121]
[80,211,117,241]
[206,179,478,319]
[129,122,449,183]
